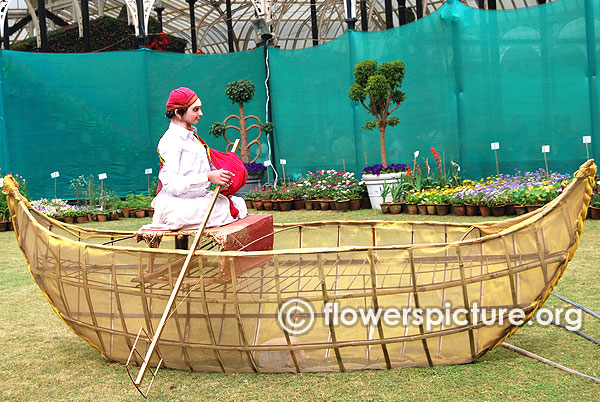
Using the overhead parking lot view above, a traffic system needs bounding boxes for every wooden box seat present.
[134,214,274,284]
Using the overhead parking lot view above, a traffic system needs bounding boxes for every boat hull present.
[3,160,596,373]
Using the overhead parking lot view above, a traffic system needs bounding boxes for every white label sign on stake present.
[542,145,550,153]
[145,168,153,175]
[50,171,60,178]
[491,142,500,150]
[280,159,287,165]
[0,177,3,187]
[263,160,272,167]
[98,173,108,180]
[414,151,419,158]
[583,136,592,144]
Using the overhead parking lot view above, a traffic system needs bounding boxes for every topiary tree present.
[209,79,272,164]
[349,60,406,168]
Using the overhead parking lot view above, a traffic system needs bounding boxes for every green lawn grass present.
[1,211,599,401]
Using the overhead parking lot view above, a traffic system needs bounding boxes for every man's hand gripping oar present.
[126,139,240,398]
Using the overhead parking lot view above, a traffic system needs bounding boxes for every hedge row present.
[11,16,186,53]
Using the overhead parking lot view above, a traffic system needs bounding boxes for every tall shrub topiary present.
[209,79,272,164]
[349,60,406,168]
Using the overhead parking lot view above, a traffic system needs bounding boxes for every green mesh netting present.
[0,0,598,199]
[269,0,598,180]
[0,48,268,199]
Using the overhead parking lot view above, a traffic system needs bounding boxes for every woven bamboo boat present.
[2,160,596,373]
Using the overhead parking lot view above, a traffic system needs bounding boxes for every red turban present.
[166,87,199,111]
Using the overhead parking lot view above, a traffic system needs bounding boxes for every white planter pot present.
[237,176,263,197]
[362,172,406,210]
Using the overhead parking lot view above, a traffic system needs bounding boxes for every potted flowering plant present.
[449,188,467,216]
[237,162,267,197]
[261,186,276,211]
[361,163,409,210]
[403,190,421,215]
[286,182,306,210]
[0,174,9,230]
[275,185,294,212]
[589,187,600,219]
[246,187,265,210]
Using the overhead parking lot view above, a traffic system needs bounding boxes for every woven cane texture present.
[2,160,595,373]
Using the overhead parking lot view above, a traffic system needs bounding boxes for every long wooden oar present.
[127,139,240,397]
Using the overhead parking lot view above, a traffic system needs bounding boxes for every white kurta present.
[149,122,248,230]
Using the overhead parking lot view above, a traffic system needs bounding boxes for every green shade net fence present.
[0,0,598,199]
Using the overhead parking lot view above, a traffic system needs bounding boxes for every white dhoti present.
[151,190,247,230]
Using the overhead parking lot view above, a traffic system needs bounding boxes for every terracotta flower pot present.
[97,213,108,222]
[278,199,293,212]
[335,200,350,212]
[426,204,437,215]
[0,221,7,232]
[304,200,314,211]
[451,205,466,216]
[76,215,87,223]
[465,204,479,216]
[350,198,362,211]
[245,199,254,209]
[589,206,600,219]
[380,203,391,214]
[479,205,491,217]
[64,216,75,224]
[417,204,428,215]
[361,195,371,209]
[262,200,273,211]
[505,203,516,216]
[526,204,543,213]
[406,203,418,215]
[122,207,131,218]
[293,199,305,210]
[435,204,450,216]
[252,200,264,210]
[389,203,403,215]
[273,200,281,211]
[319,200,330,211]
[146,208,154,217]
[514,205,528,215]
[313,200,321,210]
[491,205,505,217]
[135,210,146,218]
[329,200,336,210]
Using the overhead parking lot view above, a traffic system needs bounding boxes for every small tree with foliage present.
[209,79,273,164]
[349,60,406,168]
